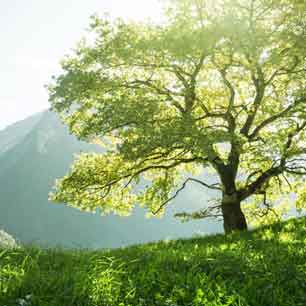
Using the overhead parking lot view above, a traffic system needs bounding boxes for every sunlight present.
[109,0,163,22]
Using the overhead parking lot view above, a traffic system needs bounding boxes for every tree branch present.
[248,96,305,139]
[239,166,283,201]
[152,177,221,215]
[240,65,266,136]
[174,205,223,221]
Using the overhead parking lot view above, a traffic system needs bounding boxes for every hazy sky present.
[0,0,162,130]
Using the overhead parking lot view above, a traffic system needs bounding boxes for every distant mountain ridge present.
[0,112,43,157]
[0,110,222,248]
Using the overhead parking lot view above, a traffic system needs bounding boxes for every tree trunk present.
[221,195,247,234]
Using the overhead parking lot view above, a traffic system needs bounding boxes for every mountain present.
[0,111,222,248]
[0,112,43,157]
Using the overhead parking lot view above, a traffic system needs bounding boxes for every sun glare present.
[109,0,164,22]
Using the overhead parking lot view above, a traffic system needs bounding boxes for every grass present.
[1,217,306,306]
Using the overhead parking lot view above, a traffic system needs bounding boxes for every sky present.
[0,0,163,130]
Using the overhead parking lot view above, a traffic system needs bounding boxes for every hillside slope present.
[1,217,305,306]
[0,112,43,157]
[0,110,221,248]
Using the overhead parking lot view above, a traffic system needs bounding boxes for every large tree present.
[48,0,306,233]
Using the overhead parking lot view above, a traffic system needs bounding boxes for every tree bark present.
[221,195,247,234]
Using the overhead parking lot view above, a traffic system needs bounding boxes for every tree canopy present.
[49,0,306,233]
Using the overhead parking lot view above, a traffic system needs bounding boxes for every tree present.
[48,0,306,233]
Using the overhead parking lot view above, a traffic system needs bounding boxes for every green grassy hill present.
[1,217,306,306]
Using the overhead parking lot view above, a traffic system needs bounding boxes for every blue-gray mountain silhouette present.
[0,111,222,248]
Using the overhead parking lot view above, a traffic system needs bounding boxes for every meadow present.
[1,217,305,306]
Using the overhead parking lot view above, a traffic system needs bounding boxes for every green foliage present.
[1,217,306,306]
[48,0,306,226]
